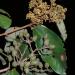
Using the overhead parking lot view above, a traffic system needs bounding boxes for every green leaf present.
[20,43,31,58]
[8,69,19,75]
[0,14,12,29]
[32,25,64,54]
[6,69,19,75]
[32,25,67,74]
[40,54,66,74]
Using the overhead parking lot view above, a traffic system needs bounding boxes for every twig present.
[0,67,9,73]
[0,23,34,37]
[0,63,10,73]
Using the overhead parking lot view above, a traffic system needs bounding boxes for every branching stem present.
[0,63,10,73]
[0,23,34,37]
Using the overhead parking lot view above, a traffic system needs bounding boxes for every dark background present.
[0,0,74,75]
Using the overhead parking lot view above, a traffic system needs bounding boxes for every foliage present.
[0,9,12,29]
[0,0,67,75]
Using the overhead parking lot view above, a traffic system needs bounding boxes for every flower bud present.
[8,55,13,62]
[12,61,18,67]
[45,63,49,68]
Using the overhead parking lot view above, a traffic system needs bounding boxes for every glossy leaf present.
[40,54,66,74]
[0,14,12,29]
[32,25,66,74]
[32,25,64,54]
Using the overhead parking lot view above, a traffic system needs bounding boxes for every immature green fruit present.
[45,63,49,68]
[24,62,30,73]
[4,42,12,53]
[31,60,37,65]
[8,55,13,62]
[30,53,36,61]
[19,29,25,37]
[9,46,15,51]
[12,50,17,57]
[38,62,43,69]
[33,36,37,41]
[20,61,25,67]
[4,46,10,53]
[24,68,29,74]
[24,62,30,68]
[12,61,18,67]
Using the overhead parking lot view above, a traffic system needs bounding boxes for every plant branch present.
[0,23,34,37]
[0,67,9,73]
[0,63,10,73]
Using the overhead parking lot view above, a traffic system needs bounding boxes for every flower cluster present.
[49,0,67,23]
[26,0,67,24]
